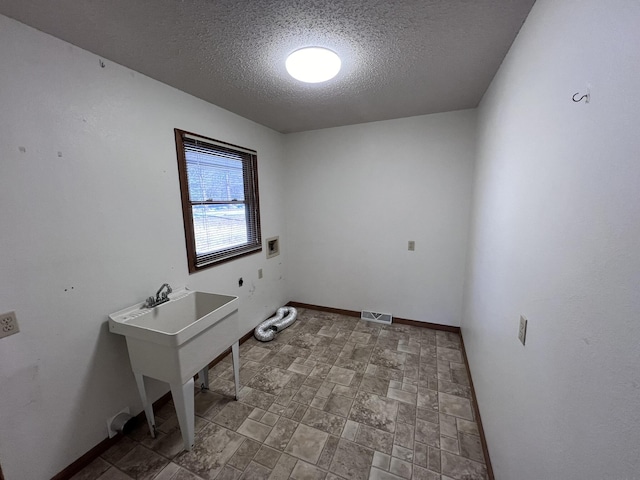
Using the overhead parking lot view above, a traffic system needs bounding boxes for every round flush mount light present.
[285,47,341,83]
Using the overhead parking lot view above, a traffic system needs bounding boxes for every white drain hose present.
[254,306,298,342]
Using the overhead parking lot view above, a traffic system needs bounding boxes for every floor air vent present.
[361,310,393,325]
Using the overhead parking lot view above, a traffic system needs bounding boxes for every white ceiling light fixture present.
[285,47,341,83]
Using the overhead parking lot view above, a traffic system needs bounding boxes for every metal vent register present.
[361,310,393,325]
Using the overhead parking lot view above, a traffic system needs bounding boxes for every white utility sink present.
[109,288,241,451]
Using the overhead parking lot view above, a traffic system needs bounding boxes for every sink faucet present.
[143,283,173,308]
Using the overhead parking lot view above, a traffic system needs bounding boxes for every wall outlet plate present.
[518,315,528,345]
[408,240,415,251]
[258,268,263,279]
[0,311,19,339]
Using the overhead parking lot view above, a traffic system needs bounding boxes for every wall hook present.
[572,91,590,103]
[99,59,105,68]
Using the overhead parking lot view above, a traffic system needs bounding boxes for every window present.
[174,129,261,272]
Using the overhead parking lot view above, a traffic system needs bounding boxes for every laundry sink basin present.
[109,289,238,348]
[108,288,240,385]
[108,288,242,451]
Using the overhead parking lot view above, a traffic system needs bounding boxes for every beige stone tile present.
[355,424,394,454]
[324,393,353,418]
[114,445,168,480]
[267,453,298,480]
[246,366,294,396]
[427,447,441,473]
[261,412,280,427]
[326,366,356,386]
[459,432,484,463]
[293,385,318,405]
[439,414,457,438]
[95,468,134,480]
[239,461,271,480]
[226,438,261,470]
[438,393,473,421]
[412,465,441,480]
[329,439,374,480]
[316,382,337,398]
[417,388,439,411]
[440,435,459,454]
[288,362,315,375]
[309,363,333,380]
[237,418,272,442]
[239,387,276,410]
[368,467,404,480]
[101,437,137,465]
[389,457,412,479]
[349,391,399,434]
[360,375,390,396]
[284,423,329,464]
[449,363,470,387]
[264,417,299,451]
[414,442,428,467]
[243,346,271,362]
[249,408,267,420]
[401,382,418,394]
[151,463,181,480]
[438,379,471,400]
[174,424,244,480]
[436,347,462,363]
[394,422,414,449]
[373,451,391,470]
[291,460,328,480]
[212,401,256,431]
[301,407,346,436]
[391,445,413,462]
[396,403,416,425]
[216,465,242,480]
[415,419,440,448]
[416,407,439,425]
[311,396,328,409]
[71,458,111,480]
[317,435,341,470]
[370,347,406,371]
[254,445,282,469]
[441,451,487,480]
[332,384,358,398]
[387,387,417,405]
[456,418,479,436]
[341,419,359,441]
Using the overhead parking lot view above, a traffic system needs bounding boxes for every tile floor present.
[73,308,488,480]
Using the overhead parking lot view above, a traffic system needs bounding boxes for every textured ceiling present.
[0,0,535,133]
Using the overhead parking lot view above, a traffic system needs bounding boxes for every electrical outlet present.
[518,315,527,345]
[0,311,20,339]
[258,268,263,279]
[408,240,415,251]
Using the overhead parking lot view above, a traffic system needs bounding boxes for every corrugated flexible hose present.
[254,306,298,342]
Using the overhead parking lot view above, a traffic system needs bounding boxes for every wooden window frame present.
[174,128,262,273]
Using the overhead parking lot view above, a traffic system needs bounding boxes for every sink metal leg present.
[198,366,209,390]
[171,378,195,451]
[133,373,156,438]
[231,340,240,400]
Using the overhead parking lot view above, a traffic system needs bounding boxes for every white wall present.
[284,111,476,326]
[462,0,640,478]
[0,16,287,479]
